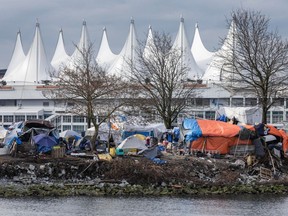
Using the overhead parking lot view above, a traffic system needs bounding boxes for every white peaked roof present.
[51,29,70,72]
[108,18,138,77]
[3,22,52,85]
[173,17,203,80]
[3,30,26,79]
[202,21,235,82]
[143,25,155,60]
[96,27,117,70]
[191,23,215,72]
[67,21,91,69]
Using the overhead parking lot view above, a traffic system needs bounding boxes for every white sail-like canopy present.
[172,17,203,80]
[202,21,235,82]
[3,30,26,80]
[191,23,215,72]
[3,22,52,85]
[51,29,70,72]
[108,18,138,77]
[143,25,155,60]
[96,27,117,70]
[66,20,91,69]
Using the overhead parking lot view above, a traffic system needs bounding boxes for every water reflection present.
[0,194,287,216]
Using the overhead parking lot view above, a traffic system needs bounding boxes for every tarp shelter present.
[216,107,262,125]
[32,133,58,153]
[183,118,241,142]
[122,123,166,140]
[85,123,122,144]
[60,130,81,139]
[182,118,248,154]
[117,134,147,152]
[0,126,7,140]
[182,118,288,155]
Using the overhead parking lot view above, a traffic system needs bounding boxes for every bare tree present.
[48,43,127,150]
[218,9,288,123]
[129,31,197,129]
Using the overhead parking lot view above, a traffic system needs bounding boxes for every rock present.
[29,164,35,171]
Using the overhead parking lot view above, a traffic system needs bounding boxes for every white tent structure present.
[143,25,156,60]
[202,21,235,82]
[96,27,117,70]
[3,31,26,80]
[117,134,147,151]
[108,18,138,77]
[217,106,262,125]
[191,23,215,72]
[51,29,70,72]
[172,17,203,80]
[3,22,52,85]
[66,20,91,70]
[85,123,122,144]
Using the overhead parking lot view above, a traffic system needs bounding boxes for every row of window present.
[0,115,39,122]
[187,98,286,107]
[0,115,86,124]
[62,116,85,123]
[62,125,85,133]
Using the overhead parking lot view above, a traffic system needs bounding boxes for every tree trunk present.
[90,124,99,152]
[262,100,269,124]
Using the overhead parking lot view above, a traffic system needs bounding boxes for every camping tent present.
[117,134,147,152]
[122,123,166,140]
[32,133,58,153]
[60,130,81,139]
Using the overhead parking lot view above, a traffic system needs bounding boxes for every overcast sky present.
[0,0,287,69]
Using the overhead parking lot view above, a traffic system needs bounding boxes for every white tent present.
[3,22,52,84]
[3,31,26,80]
[66,21,91,70]
[172,17,203,80]
[191,23,215,72]
[143,25,156,60]
[96,27,117,70]
[59,130,81,138]
[216,106,262,125]
[117,134,147,151]
[51,29,70,72]
[202,21,235,82]
[85,123,122,144]
[122,123,167,140]
[0,126,7,140]
[108,18,138,77]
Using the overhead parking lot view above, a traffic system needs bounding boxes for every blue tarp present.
[32,134,58,153]
[182,118,202,142]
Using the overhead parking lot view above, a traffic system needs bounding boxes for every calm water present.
[0,194,287,216]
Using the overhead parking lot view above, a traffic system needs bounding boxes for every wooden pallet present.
[260,167,272,180]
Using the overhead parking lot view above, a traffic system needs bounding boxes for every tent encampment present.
[182,118,288,155]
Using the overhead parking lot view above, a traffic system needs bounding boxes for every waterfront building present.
[0,18,287,133]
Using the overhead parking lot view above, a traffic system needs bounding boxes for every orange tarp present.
[267,125,282,137]
[191,136,253,155]
[197,119,241,137]
[278,129,288,153]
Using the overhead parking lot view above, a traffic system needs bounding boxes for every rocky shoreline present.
[0,154,288,197]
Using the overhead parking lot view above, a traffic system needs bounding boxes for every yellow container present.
[109,147,116,157]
